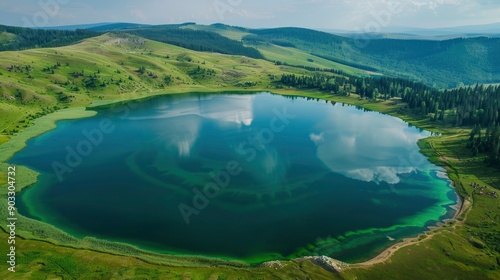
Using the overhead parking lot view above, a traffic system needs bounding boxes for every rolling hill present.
[0,32,330,134]
[0,22,500,280]
[5,22,499,88]
[242,27,500,88]
[0,24,101,51]
[183,23,500,88]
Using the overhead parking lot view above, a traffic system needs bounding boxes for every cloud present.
[309,104,431,184]
[130,8,148,21]
[0,0,499,29]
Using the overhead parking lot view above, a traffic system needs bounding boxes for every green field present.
[0,33,320,134]
[181,24,252,41]
[0,34,499,279]
[183,24,369,76]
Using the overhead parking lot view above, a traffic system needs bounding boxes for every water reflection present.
[11,92,456,263]
[310,104,431,184]
[130,95,255,157]
[127,95,254,126]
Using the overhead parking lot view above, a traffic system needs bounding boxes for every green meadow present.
[0,33,499,279]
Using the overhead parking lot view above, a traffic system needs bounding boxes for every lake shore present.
[0,88,473,270]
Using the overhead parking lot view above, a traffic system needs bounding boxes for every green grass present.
[0,230,341,280]
[2,91,499,279]
[182,24,368,76]
[255,43,368,76]
[344,230,500,280]
[181,24,252,41]
[0,34,499,279]
[244,28,500,88]
[0,32,16,44]
[0,33,318,133]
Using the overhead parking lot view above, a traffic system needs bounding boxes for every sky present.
[0,0,499,30]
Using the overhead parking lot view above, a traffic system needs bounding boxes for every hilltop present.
[0,32,344,135]
[3,22,499,88]
[0,22,499,280]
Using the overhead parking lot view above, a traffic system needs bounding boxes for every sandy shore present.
[350,198,469,267]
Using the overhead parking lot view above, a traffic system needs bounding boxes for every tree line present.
[0,25,100,51]
[129,27,263,59]
[280,73,500,166]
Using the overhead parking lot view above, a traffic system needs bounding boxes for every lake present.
[11,92,457,263]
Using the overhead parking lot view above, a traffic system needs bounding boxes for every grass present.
[0,35,499,279]
[0,31,16,45]
[306,94,500,279]
[344,230,500,280]
[0,33,319,133]
[0,230,342,280]
[182,24,369,76]
[181,24,252,41]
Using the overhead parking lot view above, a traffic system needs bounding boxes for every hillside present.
[182,24,369,76]
[4,22,498,88]
[243,27,500,88]
[0,28,499,280]
[0,33,326,135]
[0,24,100,51]
[128,25,263,59]
[0,24,264,60]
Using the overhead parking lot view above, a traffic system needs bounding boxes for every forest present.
[128,26,263,59]
[280,73,500,165]
[0,25,100,51]
[245,27,500,88]
[0,24,264,60]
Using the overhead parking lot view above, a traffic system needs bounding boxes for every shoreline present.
[351,199,468,267]
[0,88,465,268]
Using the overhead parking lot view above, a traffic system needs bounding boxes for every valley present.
[0,22,499,279]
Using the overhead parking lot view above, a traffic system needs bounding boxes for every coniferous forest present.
[0,25,100,51]
[280,73,500,165]
[129,27,264,59]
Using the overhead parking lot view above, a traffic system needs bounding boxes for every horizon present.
[7,20,500,29]
[1,1,500,31]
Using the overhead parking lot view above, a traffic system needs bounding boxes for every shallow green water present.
[12,92,457,263]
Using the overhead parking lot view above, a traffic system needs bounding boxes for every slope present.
[182,24,369,76]
[0,32,324,134]
[244,27,500,88]
[0,24,101,51]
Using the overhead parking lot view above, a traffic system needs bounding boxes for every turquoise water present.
[12,92,457,263]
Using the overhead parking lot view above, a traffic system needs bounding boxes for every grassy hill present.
[129,25,263,59]
[0,25,100,51]
[243,27,500,88]
[0,26,499,279]
[182,24,369,76]
[4,23,498,88]
[0,32,333,135]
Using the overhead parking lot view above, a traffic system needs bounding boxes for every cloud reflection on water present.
[310,105,431,184]
[129,95,255,157]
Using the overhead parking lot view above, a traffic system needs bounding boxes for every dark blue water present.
[12,92,457,263]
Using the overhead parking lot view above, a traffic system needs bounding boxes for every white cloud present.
[0,0,499,29]
[130,8,148,21]
[309,105,431,185]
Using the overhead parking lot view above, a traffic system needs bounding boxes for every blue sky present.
[1,0,499,30]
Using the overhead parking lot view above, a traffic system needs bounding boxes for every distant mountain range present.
[34,21,500,37]
[322,22,500,35]
[2,22,500,88]
[35,22,152,31]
